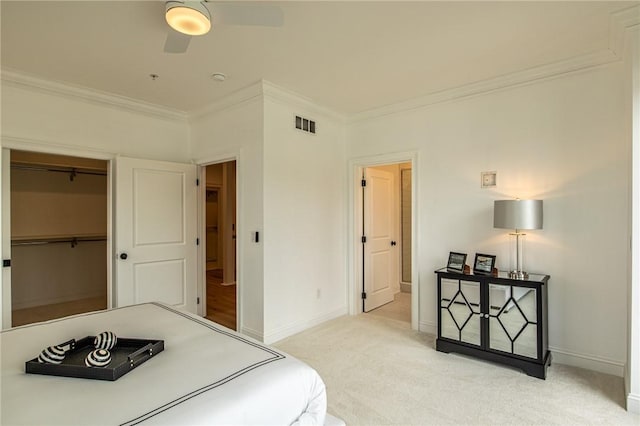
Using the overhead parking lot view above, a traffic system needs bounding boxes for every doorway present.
[7,150,108,326]
[350,153,418,330]
[361,162,412,323]
[203,161,237,330]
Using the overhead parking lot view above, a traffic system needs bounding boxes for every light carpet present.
[275,310,638,425]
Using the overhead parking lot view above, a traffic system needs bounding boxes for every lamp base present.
[509,270,529,280]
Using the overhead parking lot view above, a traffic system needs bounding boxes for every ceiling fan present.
[164,1,284,53]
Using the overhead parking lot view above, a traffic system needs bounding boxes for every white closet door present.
[115,157,197,314]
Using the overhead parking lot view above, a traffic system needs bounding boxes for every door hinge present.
[361,236,367,243]
[196,238,200,245]
[361,179,366,187]
[196,178,200,186]
[197,297,200,305]
[361,292,367,300]
[2,259,10,268]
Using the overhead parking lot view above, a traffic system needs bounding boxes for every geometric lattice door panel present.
[440,279,481,346]
[436,268,551,379]
[488,283,538,359]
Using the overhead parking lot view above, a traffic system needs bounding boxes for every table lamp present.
[493,199,543,279]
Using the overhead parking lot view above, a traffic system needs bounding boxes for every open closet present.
[9,150,108,326]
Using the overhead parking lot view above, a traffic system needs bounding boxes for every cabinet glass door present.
[440,278,481,346]
[488,283,538,359]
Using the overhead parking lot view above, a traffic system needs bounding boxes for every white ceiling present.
[0,1,635,115]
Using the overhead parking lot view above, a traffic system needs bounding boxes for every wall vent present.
[295,115,316,134]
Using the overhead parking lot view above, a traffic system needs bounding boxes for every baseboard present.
[416,326,624,377]
[240,325,263,342]
[627,392,640,413]
[419,320,436,336]
[549,345,625,377]
[265,306,348,345]
[12,291,105,311]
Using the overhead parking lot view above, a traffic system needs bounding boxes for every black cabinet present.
[435,268,551,379]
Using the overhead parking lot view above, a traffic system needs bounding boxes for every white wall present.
[190,82,348,343]
[262,88,348,343]
[1,76,190,162]
[189,86,265,339]
[348,63,629,375]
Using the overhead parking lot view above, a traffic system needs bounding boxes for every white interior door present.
[363,167,395,312]
[1,149,12,329]
[116,157,197,313]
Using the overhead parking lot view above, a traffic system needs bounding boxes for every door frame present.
[348,151,419,331]
[0,140,114,329]
[196,154,240,330]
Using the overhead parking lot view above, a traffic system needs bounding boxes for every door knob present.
[119,253,128,260]
[391,241,397,246]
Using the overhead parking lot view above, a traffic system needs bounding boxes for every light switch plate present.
[481,171,497,188]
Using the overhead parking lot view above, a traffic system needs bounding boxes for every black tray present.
[25,337,164,381]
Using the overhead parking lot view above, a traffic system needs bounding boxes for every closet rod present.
[11,164,107,177]
[11,237,107,247]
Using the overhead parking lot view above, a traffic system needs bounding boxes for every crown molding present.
[0,68,188,122]
[349,49,619,123]
[0,134,115,160]
[610,5,640,56]
[188,81,264,121]
[189,80,346,123]
[349,5,640,124]
[261,80,346,123]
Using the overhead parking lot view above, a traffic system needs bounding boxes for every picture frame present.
[473,253,496,275]
[446,252,467,273]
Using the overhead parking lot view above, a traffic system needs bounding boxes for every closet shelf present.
[11,234,107,246]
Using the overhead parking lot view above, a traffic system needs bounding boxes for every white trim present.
[189,81,264,120]
[0,69,187,122]
[350,6,640,124]
[610,5,640,56]
[549,346,625,377]
[195,152,243,336]
[264,307,348,345]
[197,166,207,318]
[419,320,436,336]
[1,149,11,329]
[262,81,347,123]
[348,151,419,331]
[628,25,640,414]
[349,50,618,124]
[627,392,640,414]
[0,143,114,325]
[0,135,115,161]
[240,325,263,342]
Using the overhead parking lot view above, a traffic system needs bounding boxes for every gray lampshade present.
[494,199,543,230]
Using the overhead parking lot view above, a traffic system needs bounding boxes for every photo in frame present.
[447,252,467,273]
[473,253,496,275]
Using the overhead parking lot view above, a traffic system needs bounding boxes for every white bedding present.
[0,303,327,425]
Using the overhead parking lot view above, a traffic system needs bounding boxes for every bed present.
[1,303,329,425]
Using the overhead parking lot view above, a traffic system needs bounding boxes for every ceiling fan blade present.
[212,3,284,27]
[164,30,192,54]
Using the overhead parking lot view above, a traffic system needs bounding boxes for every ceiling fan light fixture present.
[165,1,211,36]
